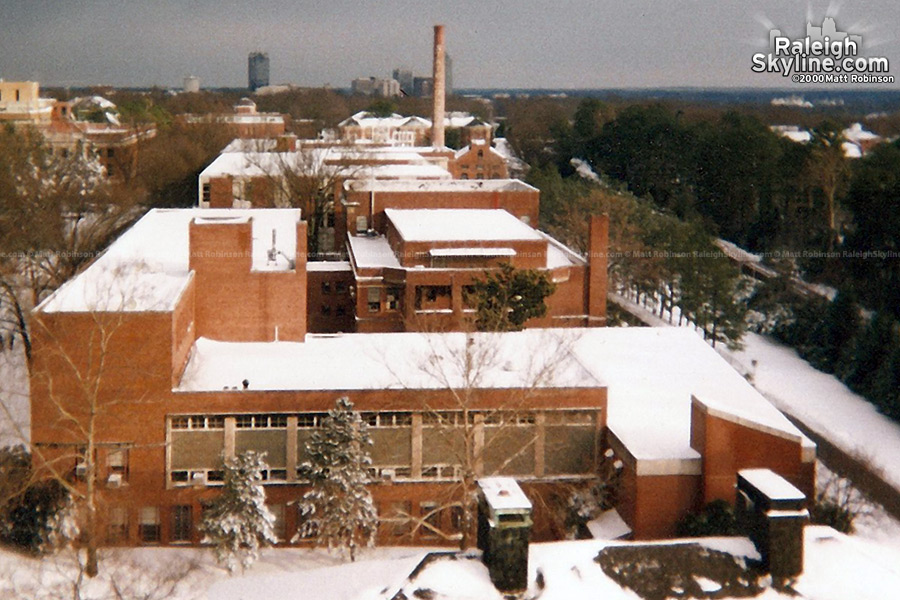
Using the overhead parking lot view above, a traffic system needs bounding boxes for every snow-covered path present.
[726,333,900,495]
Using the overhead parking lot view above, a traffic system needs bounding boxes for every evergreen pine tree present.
[871,344,900,421]
[199,451,276,573]
[298,396,377,561]
[465,264,556,332]
[842,312,898,395]
[803,291,861,374]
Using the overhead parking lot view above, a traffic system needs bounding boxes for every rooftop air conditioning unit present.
[107,473,123,488]
[75,463,87,479]
[191,472,205,486]
[381,468,396,481]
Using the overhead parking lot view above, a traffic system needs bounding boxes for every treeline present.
[531,168,747,348]
[752,279,900,424]
[506,98,900,320]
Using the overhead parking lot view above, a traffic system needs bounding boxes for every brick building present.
[449,139,509,180]
[0,81,156,180]
[182,98,287,139]
[30,208,815,548]
[341,208,606,333]
[337,111,491,147]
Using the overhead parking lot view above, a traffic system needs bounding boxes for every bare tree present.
[384,328,601,549]
[0,126,141,366]
[26,269,168,577]
[244,144,363,257]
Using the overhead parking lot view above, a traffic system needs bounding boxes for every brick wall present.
[188,218,307,342]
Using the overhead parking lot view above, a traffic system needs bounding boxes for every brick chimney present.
[432,24,446,148]
[736,469,808,579]
[588,214,609,325]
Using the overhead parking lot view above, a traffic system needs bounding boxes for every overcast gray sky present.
[1,1,897,89]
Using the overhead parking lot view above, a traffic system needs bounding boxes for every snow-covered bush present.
[198,451,276,573]
[297,396,377,561]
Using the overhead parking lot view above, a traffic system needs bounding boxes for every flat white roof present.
[175,327,811,465]
[344,179,536,193]
[478,477,532,511]
[573,328,813,464]
[37,208,301,313]
[385,209,543,243]
[177,329,602,392]
[739,468,806,501]
[347,235,401,270]
[429,247,516,258]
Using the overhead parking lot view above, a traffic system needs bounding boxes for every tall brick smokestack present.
[432,24,446,148]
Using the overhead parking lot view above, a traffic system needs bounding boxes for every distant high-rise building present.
[392,68,414,95]
[413,76,433,98]
[248,52,270,91]
[183,75,201,93]
[351,77,400,98]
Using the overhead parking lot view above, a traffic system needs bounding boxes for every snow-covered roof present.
[771,125,812,144]
[199,150,331,179]
[429,247,516,258]
[351,163,451,180]
[338,111,485,130]
[478,477,532,511]
[177,329,603,392]
[843,122,879,143]
[347,235,402,270]
[380,527,900,600]
[37,208,302,313]
[842,141,863,159]
[454,141,504,160]
[175,326,810,469]
[738,468,806,501]
[573,328,814,469]
[348,231,579,271]
[344,179,536,193]
[385,209,543,243]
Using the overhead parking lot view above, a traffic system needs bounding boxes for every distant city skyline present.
[0,1,896,89]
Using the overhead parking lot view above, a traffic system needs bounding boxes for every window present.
[320,304,332,316]
[139,507,161,543]
[335,281,347,294]
[336,305,347,317]
[107,447,128,482]
[107,507,127,542]
[386,288,401,311]
[321,281,332,295]
[415,286,451,310]
[361,412,412,427]
[420,502,441,539]
[171,505,192,542]
[367,287,381,313]
[170,415,224,430]
[388,501,412,537]
[202,183,211,204]
[236,414,288,429]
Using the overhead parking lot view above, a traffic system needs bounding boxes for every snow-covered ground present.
[726,332,900,495]
[4,528,898,600]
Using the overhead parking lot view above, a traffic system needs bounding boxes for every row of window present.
[111,499,457,545]
[170,467,288,486]
[108,504,288,544]
[171,410,594,432]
